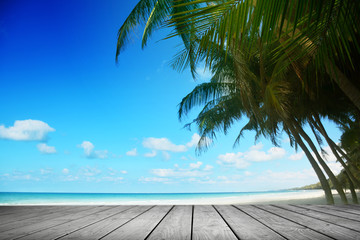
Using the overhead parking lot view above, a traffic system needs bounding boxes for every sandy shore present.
[1,190,359,205]
[242,191,360,205]
[131,190,360,205]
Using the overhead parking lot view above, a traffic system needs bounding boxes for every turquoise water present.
[0,190,312,205]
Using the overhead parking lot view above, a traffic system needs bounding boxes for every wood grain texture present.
[295,205,360,221]
[344,204,360,210]
[59,205,153,240]
[236,205,331,240]
[19,206,133,240]
[0,206,111,240]
[0,206,93,233]
[147,205,192,240]
[214,205,285,240]
[0,206,58,218]
[257,205,360,239]
[275,205,360,232]
[192,205,237,240]
[0,205,359,240]
[316,204,360,216]
[101,205,172,240]
[0,206,76,227]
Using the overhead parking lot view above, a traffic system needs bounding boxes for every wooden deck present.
[0,205,359,239]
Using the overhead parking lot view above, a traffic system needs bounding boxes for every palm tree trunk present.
[345,171,359,204]
[293,120,348,204]
[286,123,334,204]
[312,115,360,188]
[325,61,360,111]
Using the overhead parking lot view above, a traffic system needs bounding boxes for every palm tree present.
[115,0,200,76]
[116,0,359,204]
[167,0,360,110]
[178,38,339,204]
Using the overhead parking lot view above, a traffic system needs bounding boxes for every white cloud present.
[151,168,211,178]
[126,148,138,156]
[40,168,52,175]
[196,179,217,184]
[204,165,214,171]
[142,134,211,154]
[93,150,108,159]
[322,146,342,175]
[288,152,305,161]
[79,141,94,155]
[143,137,187,152]
[196,66,213,81]
[186,133,201,148]
[217,176,228,180]
[62,175,79,182]
[108,168,127,175]
[62,168,69,174]
[327,162,343,175]
[250,143,264,150]
[0,120,55,141]
[244,147,286,162]
[162,151,171,160]
[217,152,250,169]
[190,161,203,169]
[108,168,117,175]
[0,170,40,181]
[144,150,157,158]
[37,143,56,154]
[186,133,212,149]
[264,169,317,181]
[306,146,343,175]
[102,176,123,182]
[217,143,286,169]
[78,141,108,159]
[139,177,170,183]
[79,166,101,177]
[244,171,253,176]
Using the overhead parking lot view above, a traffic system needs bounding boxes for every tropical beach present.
[0,190,358,206]
[1,0,360,239]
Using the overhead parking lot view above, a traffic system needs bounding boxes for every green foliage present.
[116,0,360,203]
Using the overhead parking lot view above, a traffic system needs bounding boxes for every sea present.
[0,190,326,205]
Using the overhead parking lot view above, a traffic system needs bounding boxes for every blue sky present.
[0,0,343,193]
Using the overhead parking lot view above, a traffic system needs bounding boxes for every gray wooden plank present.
[214,205,285,240]
[0,206,55,217]
[0,206,61,220]
[341,204,360,211]
[277,205,360,232]
[0,206,113,240]
[236,205,331,240]
[0,206,76,226]
[101,205,172,240]
[257,205,360,239]
[147,205,192,240]
[192,205,237,240]
[317,204,360,216]
[343,204,360,209]
[295,205,360,221]
[18,206,134,240]
[0,206,93,232]
[59,205,153,240]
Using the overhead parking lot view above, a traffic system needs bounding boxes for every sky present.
[0,0,343,193]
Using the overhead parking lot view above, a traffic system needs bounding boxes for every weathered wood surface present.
[0,205,359,240]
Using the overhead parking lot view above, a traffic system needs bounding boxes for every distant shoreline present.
[2,190,357,205]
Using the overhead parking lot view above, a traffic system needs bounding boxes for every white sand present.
[126,190,359,205]
[2,190,358,205]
